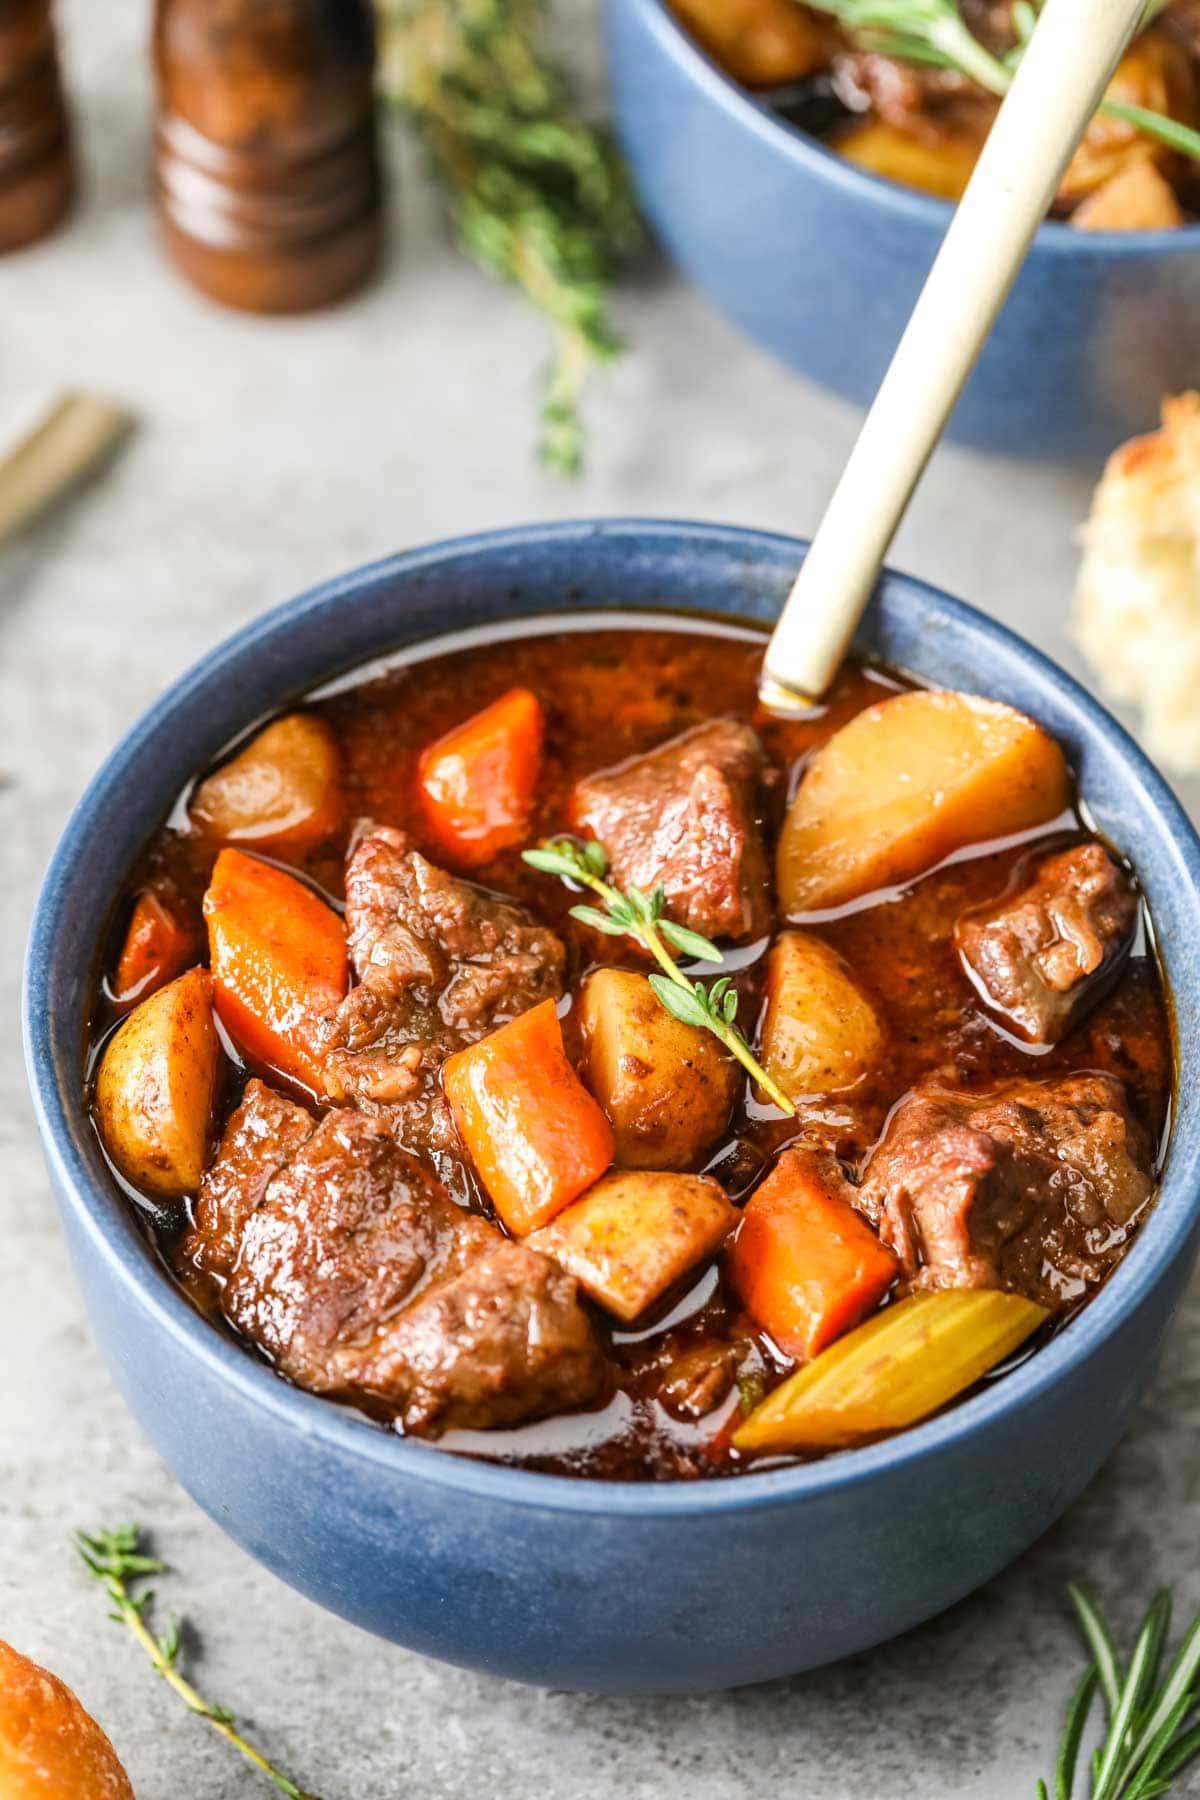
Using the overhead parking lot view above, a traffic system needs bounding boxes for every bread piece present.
[1074,392,1200,773]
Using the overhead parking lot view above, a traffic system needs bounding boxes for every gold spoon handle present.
[760,0,1147,711]
[0,392,133,551]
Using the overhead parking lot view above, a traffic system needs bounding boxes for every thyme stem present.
[75,1527,319,1800]
[523,836,796,1114]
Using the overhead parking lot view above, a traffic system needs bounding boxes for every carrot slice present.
[203,848,347,1091]
[418,687,544,866]
[113,891,199,1005]
[443,998,613,1235]
[726,1148,899,1360]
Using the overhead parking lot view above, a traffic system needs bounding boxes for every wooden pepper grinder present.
[0,0,74,253]
[153,0,382,314]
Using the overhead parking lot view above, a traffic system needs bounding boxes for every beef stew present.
[87,617,1173,1480]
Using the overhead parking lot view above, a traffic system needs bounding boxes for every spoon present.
[759,0,1149,712]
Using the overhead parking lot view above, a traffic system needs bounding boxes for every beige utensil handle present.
[0,392,133,551]
[760,0,1147,710]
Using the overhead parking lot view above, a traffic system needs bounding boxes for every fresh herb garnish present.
[1037,1583,1200,1798]
[803,0,1200,167]
[522,835,795,1114]
[374,0,642,475]
[75,1526,320,1800]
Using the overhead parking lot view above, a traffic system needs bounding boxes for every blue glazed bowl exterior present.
[23,521,1200,1693]
[604,0,1200,461]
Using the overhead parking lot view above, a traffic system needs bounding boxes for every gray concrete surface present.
[4,2,1200,1795]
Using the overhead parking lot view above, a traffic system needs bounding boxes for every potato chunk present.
[95,967,221,1198]
[777,690,1071,915]
[669,0,831,88]
[761,932,884,1101]
[530,1170,737,1321]
[834,119,983,202]
[190,713,343,855]
[1058,33,1197,206]
[580,967,740,1169]
[1072,159,1184,232]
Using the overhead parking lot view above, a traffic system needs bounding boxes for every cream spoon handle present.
[760,0,1148,710]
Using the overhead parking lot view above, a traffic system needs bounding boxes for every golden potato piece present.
[1059,32,1197,206]
[190,713,343,856]
[0,1638,133,1800]
[530,1170,737,1321]
[760,931,884,1102]
[1072,159,1184,231]
[580,967,740,1169]
[95,966,221,1198]
[777,689,1071,916]
[669,0,831,88]
[834,119,983,202]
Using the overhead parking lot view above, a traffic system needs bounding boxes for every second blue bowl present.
[605,0,1200,460]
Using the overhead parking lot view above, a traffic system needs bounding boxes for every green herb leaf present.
[659,917,723,961]
[647,972,711,1029]
[522,847,584,879]
[568,903,628,936]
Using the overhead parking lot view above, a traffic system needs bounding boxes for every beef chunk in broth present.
[310,823,564,1104]
[571,720,772,943]
[857,1072,1155,1307]
[956,844,1138,1044]
[180,1091,605,1435]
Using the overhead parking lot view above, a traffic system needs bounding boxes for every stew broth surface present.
[90,618,1174,1480]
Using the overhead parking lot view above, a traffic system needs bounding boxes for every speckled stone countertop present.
[3,3,1199,1795]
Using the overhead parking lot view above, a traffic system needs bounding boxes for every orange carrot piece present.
[726,1148,898,1360]
[418,687,544,866]
[203,848,347,1091]
[113,891,199,1005]
[443,998,614,1235]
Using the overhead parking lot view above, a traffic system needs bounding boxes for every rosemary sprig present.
[75,1526,319,1800]
[374,0,642,474]
[805,0,1200,165]
[1036,1583,1200,1798]
[522,835,795,1114]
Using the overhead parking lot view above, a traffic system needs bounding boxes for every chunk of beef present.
[310,824,564,1104]
[956,844,1137,1044]
[184,1079,317,1285]
[180,1096,605,1435]
[571,720,772,943]
[857,1072,1155,1308]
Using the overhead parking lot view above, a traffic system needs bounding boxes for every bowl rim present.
[23,516,1200,1520]
[627,0,1200,253]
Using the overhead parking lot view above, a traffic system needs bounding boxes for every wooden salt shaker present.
[0,0,74,253]
[153,0,382,314]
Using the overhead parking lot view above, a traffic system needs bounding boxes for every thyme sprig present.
[374,0,642,474]
[522,835,795,1114]
[804,0,1200,166]
[1037,1584,1200,1799]
[75,1526,320,1800]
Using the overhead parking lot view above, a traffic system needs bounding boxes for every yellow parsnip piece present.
[580,967,740,1169]
[776,690,1071,915]
[530,1169,736,1322]
[760,932,884,1102]
[95,967,221,1198]
[190,713,343,856]
[733,1289,1047,1456]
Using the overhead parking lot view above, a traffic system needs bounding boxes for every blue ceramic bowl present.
[604,0,1200,460]
[23,521,1200,1693]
